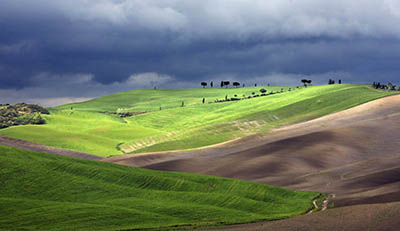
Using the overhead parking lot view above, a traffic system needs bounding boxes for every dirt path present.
[307,200,319,214]
[308,194,330,214]
[0,136,103,160]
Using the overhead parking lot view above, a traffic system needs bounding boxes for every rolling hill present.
[107,94,400,231]
[0,145,319,230]
[1,84,399,230]
[0,84,396,157]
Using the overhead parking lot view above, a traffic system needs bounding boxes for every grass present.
[0,145,320,230]
[0,84,397,156]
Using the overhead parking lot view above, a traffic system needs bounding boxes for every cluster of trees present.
[372,82,399,91]
[213,87,296,103]
[0,103,49,129]
[328,79,342,84]
[220,81,237,88]
[116,108,134,117]
[115,108,148,117]
[201,81,249,88]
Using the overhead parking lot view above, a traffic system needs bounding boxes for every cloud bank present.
[1,0,400,105]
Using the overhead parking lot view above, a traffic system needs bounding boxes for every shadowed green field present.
[0,84,396,156]
[0,145,320,230]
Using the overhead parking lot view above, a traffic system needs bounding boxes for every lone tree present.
[223,81,230,88]
[220,81,224,88]
[259,88,267,94]
[388,82,393,90]
[202,98,205,104]
[301,79,312,87]
[232,82,240,88]
[201,82,207,88]
[338,79,342,84]
[210,81,213,88]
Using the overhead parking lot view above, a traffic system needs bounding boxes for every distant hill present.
[0,84,397,156]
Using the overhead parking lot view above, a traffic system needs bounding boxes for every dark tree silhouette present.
[338,79,342,84]
[181,101,184,107]
[255,83,257,87]
[220,81,224,88]
[373,82,382,89]
[242,83,245,87]
[210,81,213,88]
[233,82,240,88]
[388,82,393,90]
[301,79,312,87]
[201,82,207,88]
[202,98,205,104]
[259,88,267,94]
[223,81,230,88]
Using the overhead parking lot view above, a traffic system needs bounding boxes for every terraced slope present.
[0,145,319,230]
[0,84,396,156]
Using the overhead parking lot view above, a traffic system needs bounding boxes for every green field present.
[0,145,320,230]
[0,84,396,156]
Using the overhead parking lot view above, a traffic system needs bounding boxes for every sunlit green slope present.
[0,84,396,156]
[0,145,319,230]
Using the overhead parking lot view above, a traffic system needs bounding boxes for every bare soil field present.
[105,94,400,230]
[205,201,400,231]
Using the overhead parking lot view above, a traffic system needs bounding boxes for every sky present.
[1,0,400,106]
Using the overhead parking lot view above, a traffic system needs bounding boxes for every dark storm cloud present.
[1,0,400,106]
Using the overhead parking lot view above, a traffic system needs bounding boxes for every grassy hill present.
[0,145,320,230]
[0,84,396,156]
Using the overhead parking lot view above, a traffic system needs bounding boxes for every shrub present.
[0,103,48,129]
